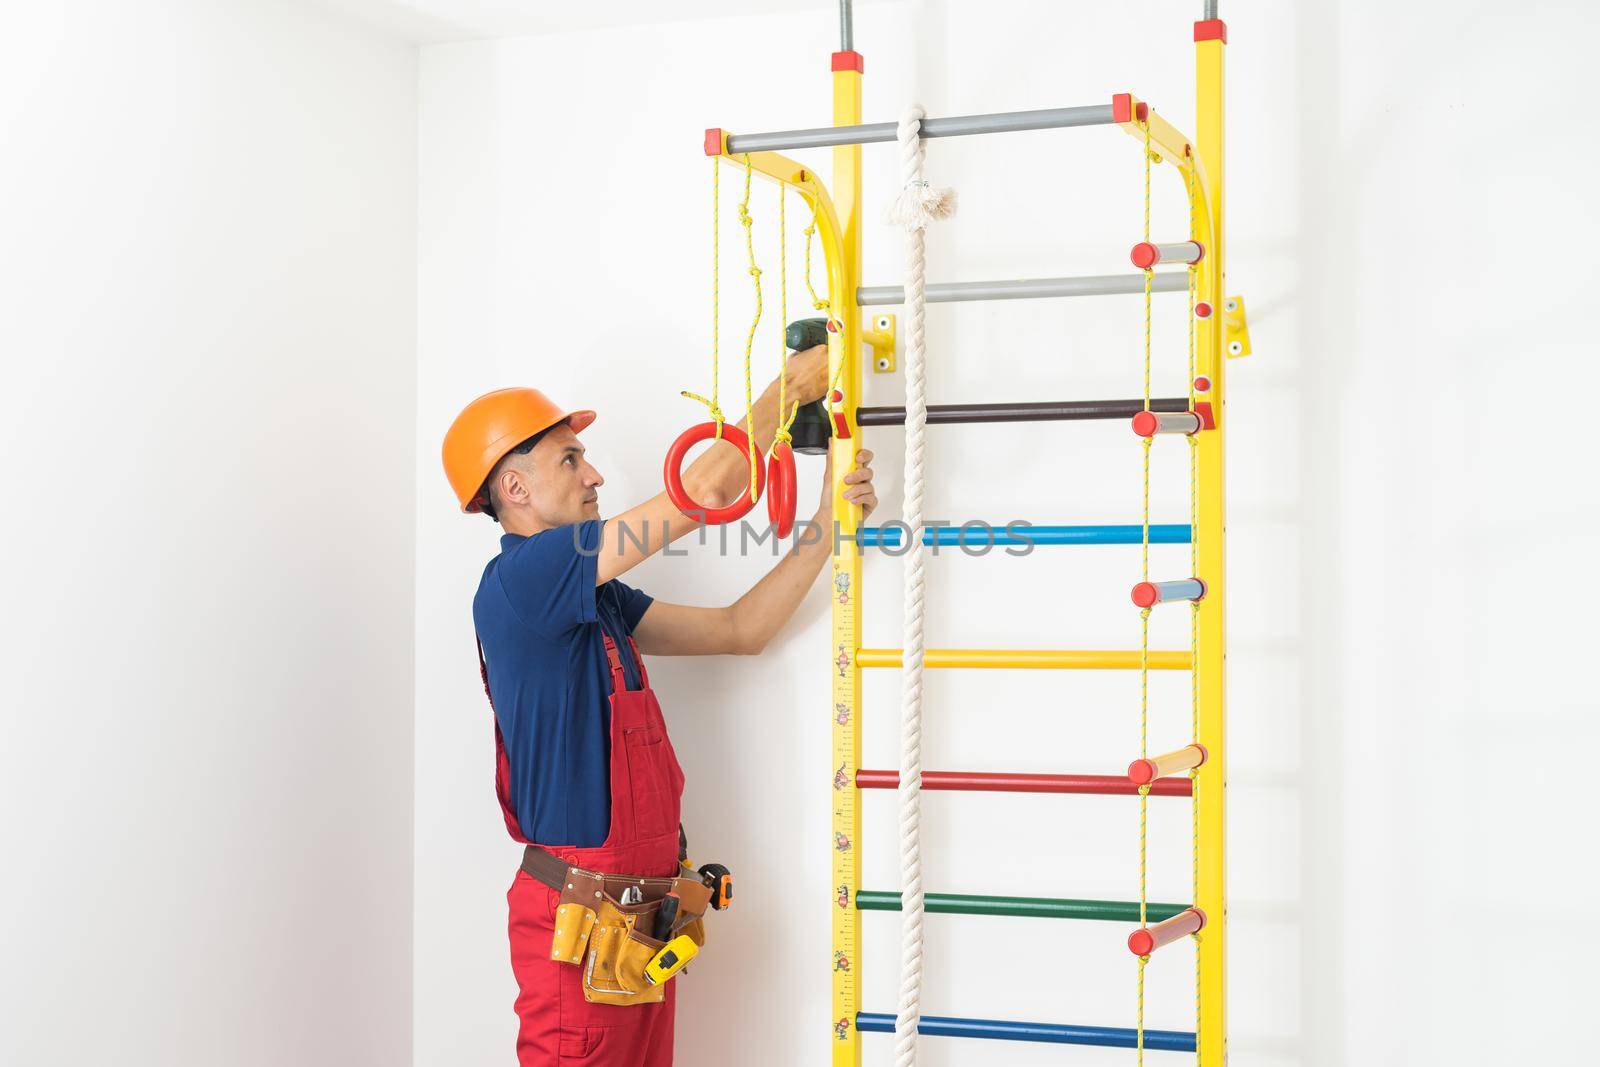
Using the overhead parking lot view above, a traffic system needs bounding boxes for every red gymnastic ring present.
[663,422,766,524]
[765,441,797,539]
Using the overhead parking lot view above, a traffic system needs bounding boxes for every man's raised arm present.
[633,450,877,656]
[594,345,828,585]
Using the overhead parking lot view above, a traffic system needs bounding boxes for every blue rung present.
[857,523,1191,548]
[855,1011,1196,1052]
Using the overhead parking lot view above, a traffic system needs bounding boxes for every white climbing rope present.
[887,103,955,1067]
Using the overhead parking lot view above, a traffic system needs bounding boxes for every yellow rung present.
[856,648,1193,670]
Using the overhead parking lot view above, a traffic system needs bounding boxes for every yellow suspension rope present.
[803,210,847,402]
[685,156,763,497]
[681,157,726,438]
[1136,112,1154,1067]
[734,157,762,498]
[774,185,797,450]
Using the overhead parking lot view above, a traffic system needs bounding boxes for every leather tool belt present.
[523,846,713,1006]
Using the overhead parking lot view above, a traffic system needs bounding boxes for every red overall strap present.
[476,638,492,702]
[478,638,531,844]
[601,632,650,692]
[599,632,684,866]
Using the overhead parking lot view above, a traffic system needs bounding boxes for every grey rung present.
[857,272,1190,306]
[724,105,1115,154]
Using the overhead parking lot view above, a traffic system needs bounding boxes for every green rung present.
[855,890,1190,923]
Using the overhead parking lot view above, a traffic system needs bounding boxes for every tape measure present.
[644,934,700,986]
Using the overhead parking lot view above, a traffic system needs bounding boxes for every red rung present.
[855,769,1191,797]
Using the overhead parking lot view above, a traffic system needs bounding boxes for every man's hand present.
[785,344,830,406]
[820,449,877,519]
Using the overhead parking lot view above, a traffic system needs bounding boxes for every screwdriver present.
[652,891,680,941]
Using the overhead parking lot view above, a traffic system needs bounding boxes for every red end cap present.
[1193,744,1210,767]
[1193,376,1212,393]
[832,50,864,73]
[1130,242,1159,269]
[829,389,844,404]
[1189,906,1208,932]
[1131,581,1160,609]
[704,128,724,156]
[1128,759,1156,786]
[1194,301,1212,319]
[1194,19,1228,43]
[1131,410,1160,438]
[1128,929,1155,956]
[1111,95,1148,124]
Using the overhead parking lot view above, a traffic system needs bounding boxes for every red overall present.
[494,634,686,1066]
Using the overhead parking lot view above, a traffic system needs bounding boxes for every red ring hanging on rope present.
[663,422,766,525]
[765,441,797,538]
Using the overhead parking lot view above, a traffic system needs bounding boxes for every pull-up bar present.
[719,104,1115,155]
[858,397,1191,426]
[857,648,1193,670]
[857,769,1192,797]
[857,523,1192,548]
[856,1012,1196,1052]
[858,271,1190,306]
[856,890,1191,924]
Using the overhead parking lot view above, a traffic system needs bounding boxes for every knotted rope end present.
[886,181,958,231]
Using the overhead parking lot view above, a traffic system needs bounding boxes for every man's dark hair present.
[479,425,554,523]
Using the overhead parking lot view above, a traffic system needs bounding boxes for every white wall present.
[0,3,417,1065]
[411,2,1600,1065]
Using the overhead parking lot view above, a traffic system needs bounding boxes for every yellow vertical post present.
[829,47,865,1067]
[1192,16,1228,1067]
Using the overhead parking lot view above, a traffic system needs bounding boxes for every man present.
[441,346,877,1066]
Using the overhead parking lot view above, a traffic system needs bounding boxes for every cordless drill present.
[784,317,834,455]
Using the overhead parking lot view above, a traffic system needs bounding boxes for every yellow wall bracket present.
[1223,295,1251,358]
[864,313,895,373]
[1112,91,1209,203]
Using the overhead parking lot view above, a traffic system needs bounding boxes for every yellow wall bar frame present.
[829,47,865,1067]
[1193,19,1228,1065]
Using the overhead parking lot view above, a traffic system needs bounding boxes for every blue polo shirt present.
[473,520,654,847]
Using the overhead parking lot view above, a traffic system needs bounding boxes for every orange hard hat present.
[442,387,597,513]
